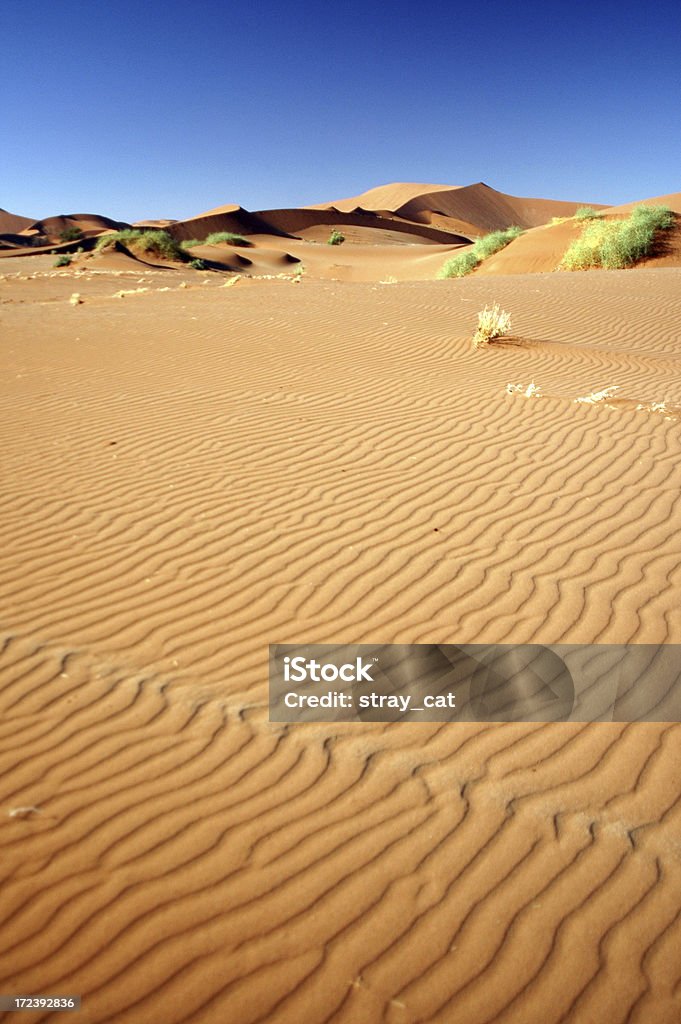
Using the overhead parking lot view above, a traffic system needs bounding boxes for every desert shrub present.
[561,205,673,270]
[574,206,600,221]
[437,251,479,278]
[473,226,523,259]
[190,258,207,270]
[59,226,84,242]
[95,229,186,262]
[204,231,247,246]
[180,239,203,250]
[438,226,523,279]
[328,229,345,245]
[54,254,72,267]
[473,303,512,349]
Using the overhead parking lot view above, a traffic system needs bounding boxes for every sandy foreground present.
[1,259,681,1022]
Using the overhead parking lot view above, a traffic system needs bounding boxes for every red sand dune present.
[602,190,681,216]
[307,181,461,212]
[313,182,607,236]
[169,204,469,246]
[0,208,34,234]
[21,213,130,239]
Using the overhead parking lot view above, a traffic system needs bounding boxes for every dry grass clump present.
[574,386,620,404]
[561,205,673,270]
[573,206,601,221]
[506,381,541,397]
[438,226,522,279]
[473,303,512,348]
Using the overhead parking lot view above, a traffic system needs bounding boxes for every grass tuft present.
[573,207,601,221]
[328,229,345,245]
[438,226,522,279]
[473,304,512,349]
[54,254,72,267]
[204,232,247,246]
[189,258,207,270]
[95,229,187,262]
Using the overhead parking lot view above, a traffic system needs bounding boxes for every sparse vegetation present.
[473,303,512,349]
[290,262,305,280]
[506,381,541,397]
[438,226,523,279]
[180,233,248,248]
[437,250,478,278]
[328,229,345,245]
[561,205,673,270]
[204,232,247,246]
[59,226,84,242]
[189,258,207,270]
[574,386,620,404]
[574,206,601,221]
[54,254,72,267]
[95,229,187,262]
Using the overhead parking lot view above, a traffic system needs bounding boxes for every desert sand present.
[1,183,681,1023]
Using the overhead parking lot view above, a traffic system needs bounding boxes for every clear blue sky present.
[3,0,680,221]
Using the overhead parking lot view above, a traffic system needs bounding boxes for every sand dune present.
[312,182,607,236]
[307,181,461,212]
[0,208,34,234]
[1,255,681,1022]
[1,179,681,1023]
[602,190,681,216]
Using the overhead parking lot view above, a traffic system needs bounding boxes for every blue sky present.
[2,0,680,220]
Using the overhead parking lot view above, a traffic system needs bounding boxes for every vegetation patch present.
[95,229,187,262]
[561,205,673,270]
[189,258,207,270]
[473,303,512,349]
[438,226,523,279]
[59,226,84,242]
[573,206,601,221]
[328,229,345,245]
[54,254,72,267]
[204,232,248,246]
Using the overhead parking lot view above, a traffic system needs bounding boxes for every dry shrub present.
[473,303,512,348]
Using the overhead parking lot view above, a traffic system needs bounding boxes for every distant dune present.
[2,182,679,279]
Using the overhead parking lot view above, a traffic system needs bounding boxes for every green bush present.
[437,251,479,279]
[328,229,345,245]
[95,229,186,262]
[180,239,203,250]
[54,254,72,267]
[59,226,84,242]
[473,225,522,259]
[574,206,600,221]
[561,205,673,270]
[204,232,247,246]
[438,225,523,279]
[189,258,207,270]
